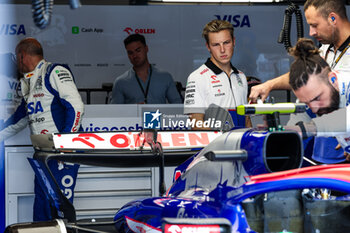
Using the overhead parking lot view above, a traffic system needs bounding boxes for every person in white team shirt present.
[285,38,350,163]
[0,38,84,221]
[0,39,84,139]
[184,19,250,130]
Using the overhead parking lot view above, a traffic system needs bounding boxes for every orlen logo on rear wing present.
[53,131,222,151]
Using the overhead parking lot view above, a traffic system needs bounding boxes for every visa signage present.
[0,24,26,35]
[214,15,251,27]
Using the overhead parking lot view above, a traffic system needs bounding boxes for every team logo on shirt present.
[72,111,82,132]
[25,72,34,79]
[185,89,195,94]
[185,88,195,100]
[215,88,225,97]
[29,117,45,124]
[35,76,43,90]
[213,84,222,88]
[185,93,194,98]
[200,68,209,75]
[27,101,44,114]
[185,99,195,105]
[211,75,220,84]
[38,61,44,69]
[33,93,44,98]
[41,129,48,134]
[236,76,243,86]
[57,71,73,83]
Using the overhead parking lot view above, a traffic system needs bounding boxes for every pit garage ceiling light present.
[162,0,280,2]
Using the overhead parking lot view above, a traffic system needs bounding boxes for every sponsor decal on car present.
[164,224,222,233]
[126,216,161,233]
[53,130,221,150]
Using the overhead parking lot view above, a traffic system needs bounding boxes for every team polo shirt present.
[184,58,248,114]
[320,36,350,72]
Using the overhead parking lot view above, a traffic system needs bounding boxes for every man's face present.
[206,30,234,69]
[15,50,27,74]
[125,41,148,68]
[293,74,339,116]
[305,6,339,45]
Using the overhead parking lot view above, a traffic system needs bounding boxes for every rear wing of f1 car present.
[31,130,222,167]
[29,130,223,222]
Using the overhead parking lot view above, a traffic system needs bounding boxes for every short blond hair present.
[202,19,234,44]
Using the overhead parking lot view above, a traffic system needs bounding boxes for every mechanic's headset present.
[331,76,336,84]
[331,16,335,24]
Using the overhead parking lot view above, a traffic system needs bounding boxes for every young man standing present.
[184,19,249,130]
[111,34,182,104]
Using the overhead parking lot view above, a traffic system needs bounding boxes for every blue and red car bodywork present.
[112,129,350,233]
[114,165,350,233]
[6,128,350,233]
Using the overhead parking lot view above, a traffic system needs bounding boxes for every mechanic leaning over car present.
[249,0,350,164]
[284,38,350,163]
[0,37,84,221]
[183,19,251,130]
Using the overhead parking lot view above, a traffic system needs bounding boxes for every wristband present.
[295,121,308,139]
